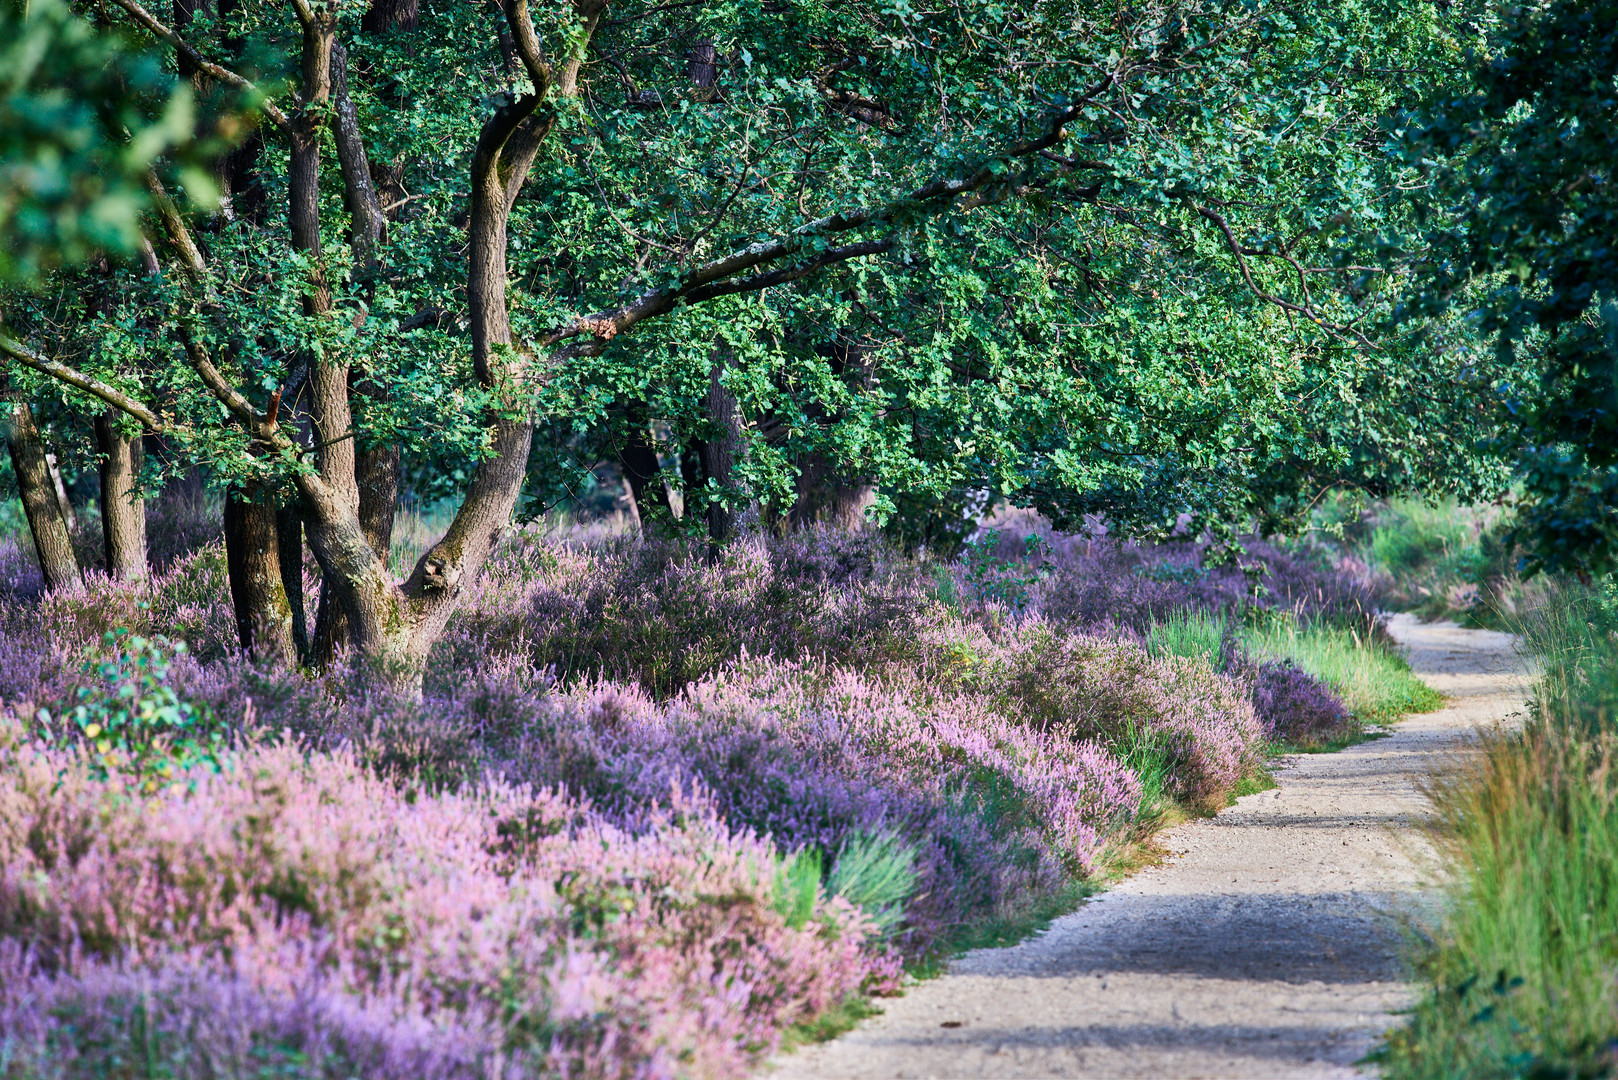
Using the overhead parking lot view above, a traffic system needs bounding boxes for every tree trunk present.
[357,442,400,569]
[310,438,397,666]
[699,349,742,547]
[94,410,149,580]
[223,485,296,663]
[6,401,83,593]
[276,0,599,696]
[361,0,418,33]
[616,404,674,531]
[44,452,76,534]
[790,460,876,530]
[277,501,309,661]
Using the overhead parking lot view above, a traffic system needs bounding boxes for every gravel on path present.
[768,615,1532,1080]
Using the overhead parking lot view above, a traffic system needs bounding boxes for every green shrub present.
[62,630,225,792]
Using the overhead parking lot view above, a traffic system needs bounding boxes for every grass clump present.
[1378,581,1618,1079]
[1147,609,1442,736]
[1243,617,1442,725]
[828,830,920,937]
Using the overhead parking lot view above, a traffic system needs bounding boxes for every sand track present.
[770,616,1532,1079]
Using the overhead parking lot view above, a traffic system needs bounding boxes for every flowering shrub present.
[435,527,926,697]
[969,510,1382,637]
[0,725,877,1078]
[0,534,42,599]
[914,617,1263,811]
[0,516,1349,1074]
[1236,655,1354,745]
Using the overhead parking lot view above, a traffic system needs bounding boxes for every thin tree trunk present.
[94,410,148,580]
[44,453,76,534]
[6,401,83,593]
[223,485,295,663]
[617,405,674,531]
[699,349,742,547]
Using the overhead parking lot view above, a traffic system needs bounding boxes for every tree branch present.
[106,0,290,132]
[145,171,208,276]
[540,74,1133,352]
[0,330,168,431]
[1194,204,1374,347]
[331,42,387,268]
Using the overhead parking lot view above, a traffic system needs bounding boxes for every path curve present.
[770,616,1532,1079]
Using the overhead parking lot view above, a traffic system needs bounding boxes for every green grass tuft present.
[1377,581,1618,1079]
[1244,618,1443,725]
[1146,609,1443,727]
[1145,610,1227,662]
[828,830,920,936]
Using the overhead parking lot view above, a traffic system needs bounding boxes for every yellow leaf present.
[83,723,102,739]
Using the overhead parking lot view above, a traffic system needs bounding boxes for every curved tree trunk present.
[310,444,396,665]
[95,410,149,581]
[6,400,83,593]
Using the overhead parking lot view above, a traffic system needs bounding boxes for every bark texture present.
[277,502,309,661]
[223,486,296,664]
[361,0,418,33]
[791,464,876,531]
[95,410,149,581]
[699,350,742,545]
[6,401,83,593]
[44,453,76,534]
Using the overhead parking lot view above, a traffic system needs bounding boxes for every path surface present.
[771,617,1532,1079]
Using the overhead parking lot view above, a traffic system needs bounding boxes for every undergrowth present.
[1147,608,1442,733]
[1378,579,1618,1079]
[0,516,1441,1077]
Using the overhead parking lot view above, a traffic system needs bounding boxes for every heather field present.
[0,508,1409,1078]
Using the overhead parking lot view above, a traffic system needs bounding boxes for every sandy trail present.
[770,616,1533,1079]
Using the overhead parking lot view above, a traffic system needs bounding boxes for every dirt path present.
[770,617,1532,1079]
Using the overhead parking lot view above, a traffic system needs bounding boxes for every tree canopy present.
[1399,0,1618,574]
[0,0,1593,681]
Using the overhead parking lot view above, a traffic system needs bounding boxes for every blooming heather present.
[0,724,875,1078]
[0,518,1319,1074]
